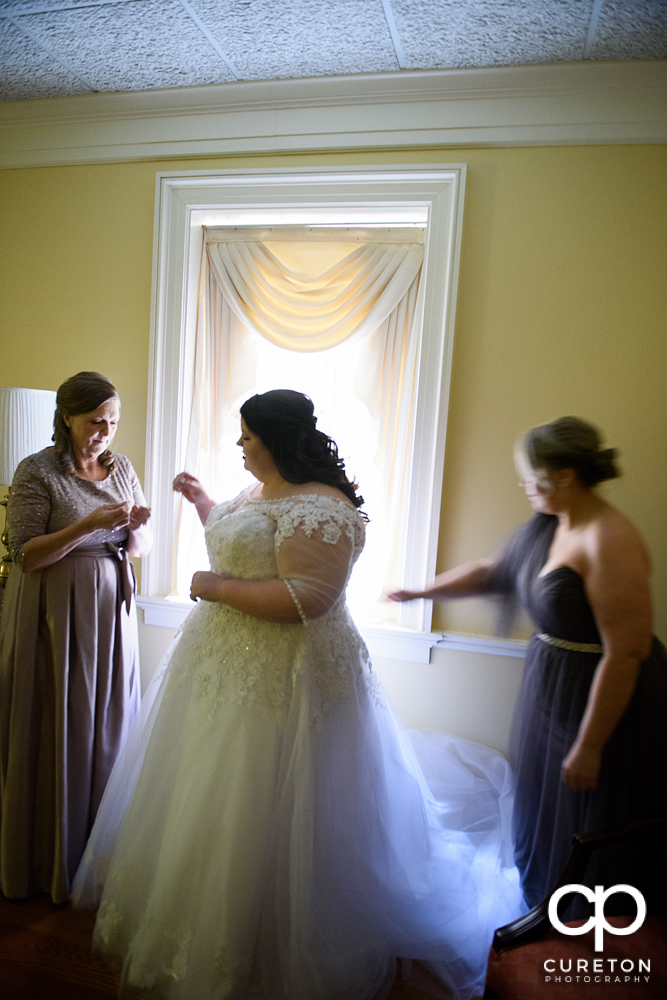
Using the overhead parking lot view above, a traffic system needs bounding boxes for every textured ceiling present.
[1,0,666,103]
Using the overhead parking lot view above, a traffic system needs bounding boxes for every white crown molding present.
[1,61,665,169]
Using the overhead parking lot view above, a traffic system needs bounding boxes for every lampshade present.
[0,387,57,488]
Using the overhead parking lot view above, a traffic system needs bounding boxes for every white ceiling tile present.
[10,0,237,94]
[391,0,594,69]
[0,18,91,99]
[0,0,139,15]
[0,0,146,11]
[187,0,399,80]
[591,0,667,60]
[1,0,73,10]
[1,0,665,103]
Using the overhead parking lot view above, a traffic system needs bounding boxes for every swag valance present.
[174,226,426,617]
[204,227,424,353]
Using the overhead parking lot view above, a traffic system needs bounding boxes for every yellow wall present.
[1,145,666,641]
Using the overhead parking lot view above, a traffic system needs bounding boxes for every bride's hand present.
[190,571,227,603]
[173,472,207,505]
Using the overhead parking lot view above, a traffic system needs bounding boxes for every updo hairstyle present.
[53,371,119,476]
[240,389,366,517]
[520,416,619,488]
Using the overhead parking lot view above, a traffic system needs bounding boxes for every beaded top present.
[6,446,146,566]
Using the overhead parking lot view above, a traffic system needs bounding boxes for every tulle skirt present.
[73,615,524,1000]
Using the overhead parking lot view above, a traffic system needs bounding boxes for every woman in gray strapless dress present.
[390,416,667,913]
[0,372,152,903]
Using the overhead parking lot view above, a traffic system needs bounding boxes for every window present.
[138,167,466,663]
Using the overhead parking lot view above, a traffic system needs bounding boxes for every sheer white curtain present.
[174,227,424,621]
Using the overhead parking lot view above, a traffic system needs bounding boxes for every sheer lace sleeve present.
[273,498,362,623]
[6,456,51,566]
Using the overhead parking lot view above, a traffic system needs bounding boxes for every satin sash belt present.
[536,632,603,654]
[65,543,135,613]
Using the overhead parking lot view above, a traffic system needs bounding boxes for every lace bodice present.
[204,487,365,621]
[167,488,378,723]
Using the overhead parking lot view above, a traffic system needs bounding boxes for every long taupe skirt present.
[0,546,140,903]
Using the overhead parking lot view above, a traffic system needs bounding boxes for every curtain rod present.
[204,226,426,244]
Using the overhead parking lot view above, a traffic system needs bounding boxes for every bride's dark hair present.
[240,389,367,517]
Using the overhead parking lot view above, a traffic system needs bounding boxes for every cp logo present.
[548,884,646,952]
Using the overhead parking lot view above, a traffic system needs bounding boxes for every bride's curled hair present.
[240,390,367,517]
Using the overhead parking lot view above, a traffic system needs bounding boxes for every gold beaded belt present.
[536,632,603,654]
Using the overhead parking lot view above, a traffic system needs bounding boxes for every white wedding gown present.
[73,489,524,1000]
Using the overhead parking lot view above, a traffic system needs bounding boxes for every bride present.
[73,389,524,1000]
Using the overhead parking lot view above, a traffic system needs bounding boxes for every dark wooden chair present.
[484,818,667,1000]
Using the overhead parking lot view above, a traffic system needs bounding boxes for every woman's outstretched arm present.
[387,558,498,603]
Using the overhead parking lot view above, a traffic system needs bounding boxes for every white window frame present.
[138,165,466,662]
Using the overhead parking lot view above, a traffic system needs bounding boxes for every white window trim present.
[139,164,475,660]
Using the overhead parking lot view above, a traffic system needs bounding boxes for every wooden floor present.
[0,891,467,1000]
[0,892,117,1000]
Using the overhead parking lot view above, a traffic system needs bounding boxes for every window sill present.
[137,596,527,664]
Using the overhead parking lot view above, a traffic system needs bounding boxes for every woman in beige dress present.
[0,371,152,903]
